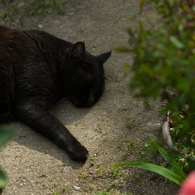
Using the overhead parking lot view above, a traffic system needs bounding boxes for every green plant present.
[79,169,89,180]
[90,156,97,165]
[126,173,141,181]
[116,0,195,179]
[0,11,11,21]
[117,0,195,137]
[0,126,14,189]
[137,141,157,163]
[112,166,123,178]
[89,183,97,190]
[40,171,47,177]
[113,141,187,185]
[124,117,135,129]
[63,185,68,191]
[96,167,105,176]
[95,191,110,195]
[52,0,65,15]
[95,181,119,195]
[0,0,66,23]
[59,160,66,166]
[52,192,59,195]
[122,139,157,162]
[118,134,125,148]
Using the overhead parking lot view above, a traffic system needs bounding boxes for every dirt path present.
[0,1,179,194]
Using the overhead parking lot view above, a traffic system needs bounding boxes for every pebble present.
[108,101,116,105]
[133,101,138,105]
[64,166,72,171]
[38,24,43,28]
[54,182,59,186]
[74,185,80,191]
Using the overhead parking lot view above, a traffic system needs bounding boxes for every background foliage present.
[116,0,195,181]
[0,0,66,23]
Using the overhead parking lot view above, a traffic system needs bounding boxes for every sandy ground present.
[0,0,180,194]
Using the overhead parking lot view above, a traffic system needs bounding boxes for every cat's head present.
[63,42,111,108]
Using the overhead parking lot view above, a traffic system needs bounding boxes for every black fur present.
[0,26,111,162]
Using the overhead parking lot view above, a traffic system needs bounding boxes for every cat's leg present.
[14,101,88,162]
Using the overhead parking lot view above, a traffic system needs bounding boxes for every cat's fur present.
[0,26,111,162]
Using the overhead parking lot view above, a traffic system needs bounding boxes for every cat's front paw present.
[67,142,88,162]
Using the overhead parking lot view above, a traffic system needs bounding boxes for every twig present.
[162,115,195,162]
[162,115,178,151]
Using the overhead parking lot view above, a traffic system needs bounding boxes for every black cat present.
[0,26,111,162]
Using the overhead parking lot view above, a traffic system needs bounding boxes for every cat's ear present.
[96,51,112,64]
[70,42,85,61]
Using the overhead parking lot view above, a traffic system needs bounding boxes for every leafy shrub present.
[113,141,187,185]
[117,0,195,160]
[115,0,195,184]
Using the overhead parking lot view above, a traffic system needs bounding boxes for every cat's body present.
[0,26,111,162]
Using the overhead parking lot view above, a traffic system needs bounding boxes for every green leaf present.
[139,21,144,32]
[0,169,7,189]
[183,140,195,149]
[163,0,171,9]
[169,36,184,49]
[112,162,183,185]
[0,126,14,148]
[187,157,195,172]
[150,141,187,180]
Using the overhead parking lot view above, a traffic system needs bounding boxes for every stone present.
[74,186,80,191]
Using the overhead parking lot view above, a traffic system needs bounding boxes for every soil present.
[0,0,180,195]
